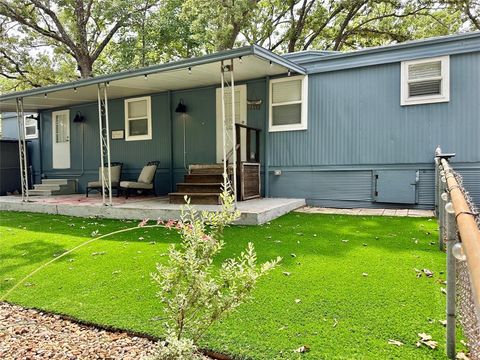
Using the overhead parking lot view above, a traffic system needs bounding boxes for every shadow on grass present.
[0,211,178,243]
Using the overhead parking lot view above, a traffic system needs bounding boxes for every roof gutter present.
[296,31,480,65]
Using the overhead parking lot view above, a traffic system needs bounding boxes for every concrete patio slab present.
[0,195,306,225]
[296,206,434,218]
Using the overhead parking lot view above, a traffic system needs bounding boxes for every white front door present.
[52,110,71,169]
[215,84,247,163]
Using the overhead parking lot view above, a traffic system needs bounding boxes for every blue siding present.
[268,51,480,208]
[270,52,480,166]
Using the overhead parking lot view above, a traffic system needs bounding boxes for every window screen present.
[270,77,306,130]
[125,97,151,140]
[408,61,442,97]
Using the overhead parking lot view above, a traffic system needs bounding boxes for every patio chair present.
[120,161,159,199]
[86,162,123,197]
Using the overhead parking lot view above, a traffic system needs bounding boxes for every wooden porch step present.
[189,164,226,175]
[184,174,225,183]
[176,183,223,193]
[169,192,221,205]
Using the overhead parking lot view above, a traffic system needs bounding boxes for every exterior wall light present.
[175,99,187,113]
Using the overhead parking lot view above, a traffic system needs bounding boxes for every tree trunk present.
[77,56,94,78]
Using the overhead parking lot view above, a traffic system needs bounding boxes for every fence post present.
[437,163,446,251]
[435,156,440,217]
[445,202,457,359]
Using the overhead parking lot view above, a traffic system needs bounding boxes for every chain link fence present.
[436,146,480,360]
[453,171,480,359]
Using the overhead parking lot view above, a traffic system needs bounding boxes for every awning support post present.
[16,98,29,202]
[220,62,227,187]
[220,60,237,206]
[230,59,237,206]
[97,83,113,206]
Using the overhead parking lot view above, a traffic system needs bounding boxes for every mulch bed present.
[0,302,157,359]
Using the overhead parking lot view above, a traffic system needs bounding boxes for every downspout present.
[264,76,270,198]
[38,113,43,180]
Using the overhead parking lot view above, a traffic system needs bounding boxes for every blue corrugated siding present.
[270,52,480,166]
[418,169,435,205]
[267,51,480,208]
[269,170,372,201]
[458,168,480,207]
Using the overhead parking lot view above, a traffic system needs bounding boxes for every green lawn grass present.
[0,210,462,359]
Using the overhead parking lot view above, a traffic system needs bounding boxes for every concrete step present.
[176,183,222,193]
[41,179,70,185]
[30,179,77,195]
[34,184,61,191]
[169,192,221,205]
[28,189,53,196]
[184,174,225,183]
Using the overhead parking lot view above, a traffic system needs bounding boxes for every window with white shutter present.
[269,75,308,131]
[401,56,450,106]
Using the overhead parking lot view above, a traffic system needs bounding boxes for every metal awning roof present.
[0,45,305,112]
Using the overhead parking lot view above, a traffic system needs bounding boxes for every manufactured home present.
[1,32,479,211]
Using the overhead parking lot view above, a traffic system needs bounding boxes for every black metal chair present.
[86,162,123,197]
[119,161,159,199]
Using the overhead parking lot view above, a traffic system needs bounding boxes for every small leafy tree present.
[151,183,281,359]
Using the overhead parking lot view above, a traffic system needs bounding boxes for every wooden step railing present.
[235,124,261,163]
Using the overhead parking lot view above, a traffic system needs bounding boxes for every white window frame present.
[24,116,38,139]
[124,96,152,141]
[401,56,450,106]
[269,75,308,132]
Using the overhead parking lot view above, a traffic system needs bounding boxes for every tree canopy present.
[0,0,478,92]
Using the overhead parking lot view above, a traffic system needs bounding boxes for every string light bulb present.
[441,176,446,183]
[188,67,192,75]
[440,192,448,202]
[287,69,291,76]
[269,61,273,67]
[144,74,148,80]
[44,93,47,98]
[238,56,243,63]
[452,242,466,261]
[445,202,455,214]
[74,87,77,93]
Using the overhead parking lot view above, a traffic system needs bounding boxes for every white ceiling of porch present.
[0,55,291,112]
